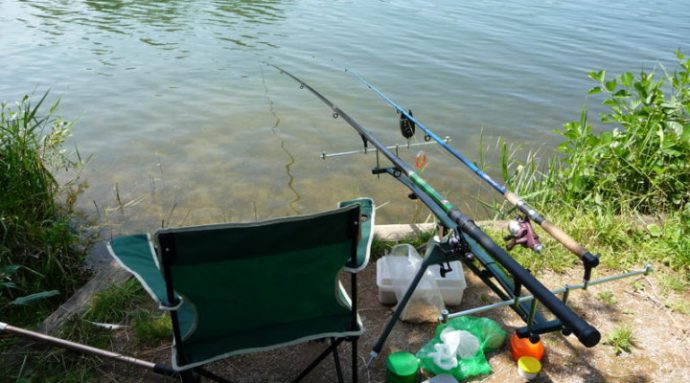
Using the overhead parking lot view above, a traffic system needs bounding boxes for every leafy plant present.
[493,52,690,273]
[560,51,690,213]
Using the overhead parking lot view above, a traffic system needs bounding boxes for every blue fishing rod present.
[347,69,600,284]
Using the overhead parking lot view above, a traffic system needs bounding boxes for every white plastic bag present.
[387,244,445,323]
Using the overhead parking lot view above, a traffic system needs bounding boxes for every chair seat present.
[178,311,363,369]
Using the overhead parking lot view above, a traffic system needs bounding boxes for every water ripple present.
[1,0,688,224]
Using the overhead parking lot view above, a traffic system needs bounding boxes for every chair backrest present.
[155,204,362,352]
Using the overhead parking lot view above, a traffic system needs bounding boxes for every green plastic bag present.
[416,316,506,380]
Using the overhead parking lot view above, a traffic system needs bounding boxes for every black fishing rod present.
[346,70,600,282]
[268,64,600,352]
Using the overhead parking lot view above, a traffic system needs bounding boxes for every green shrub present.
[497,52,690,272]
[557,51,690,213]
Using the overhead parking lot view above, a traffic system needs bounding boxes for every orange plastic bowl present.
[509,333,544,361]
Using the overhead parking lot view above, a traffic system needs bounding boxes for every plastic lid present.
[517,356,542,374]
[387,351,419,377]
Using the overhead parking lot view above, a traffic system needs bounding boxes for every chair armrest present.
[107,234,176,309]
[339,198,375,273]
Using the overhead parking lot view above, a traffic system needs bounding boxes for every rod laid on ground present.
[268,64,601,353]
[0,322,177,377]
[347,70,600,271]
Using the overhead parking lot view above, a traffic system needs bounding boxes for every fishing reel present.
[436,230,473,278]
[504,216,543,253]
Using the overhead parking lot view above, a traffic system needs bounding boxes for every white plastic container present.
[376,246,466,305]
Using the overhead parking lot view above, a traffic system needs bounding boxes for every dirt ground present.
[99,262,688,383]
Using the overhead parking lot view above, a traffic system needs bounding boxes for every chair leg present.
[331,338,344,383]
[351,338,358,383]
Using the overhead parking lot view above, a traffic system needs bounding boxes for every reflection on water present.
[23,0,287,51]
[2,0,689,232]
[209,0,286,25]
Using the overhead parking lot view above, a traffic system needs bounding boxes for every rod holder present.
[320,136,451,159]
[446,265,651,321]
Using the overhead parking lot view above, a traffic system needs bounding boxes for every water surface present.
[1,0,688,230]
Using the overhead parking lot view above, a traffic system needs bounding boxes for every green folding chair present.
[106,198,374,382]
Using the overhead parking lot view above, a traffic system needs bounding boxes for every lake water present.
[1,0,688,231]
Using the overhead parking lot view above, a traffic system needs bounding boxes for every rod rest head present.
[582,252,600,282]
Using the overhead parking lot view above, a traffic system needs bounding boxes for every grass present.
[665,299,690,316]
[1,279,172,382]
[82,278,147,323]
[658,273,690,293]
[596,291,617,306]
[604,325,634,355]
[1,93,89,325]
[132,310,173,346]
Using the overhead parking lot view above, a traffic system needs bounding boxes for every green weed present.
[596,291,617,305]
[658,273,689,292]
[605,325,634,354]
[666,299,690,315]
[132,310,172,346]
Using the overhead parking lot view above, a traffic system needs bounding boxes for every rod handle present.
[504,192,589,258]
[539,219,589,258]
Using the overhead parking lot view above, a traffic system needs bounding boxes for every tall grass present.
[0,93,88,323]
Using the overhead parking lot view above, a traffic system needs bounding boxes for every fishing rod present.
[268,64,601,357]
[346,70,600,284]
